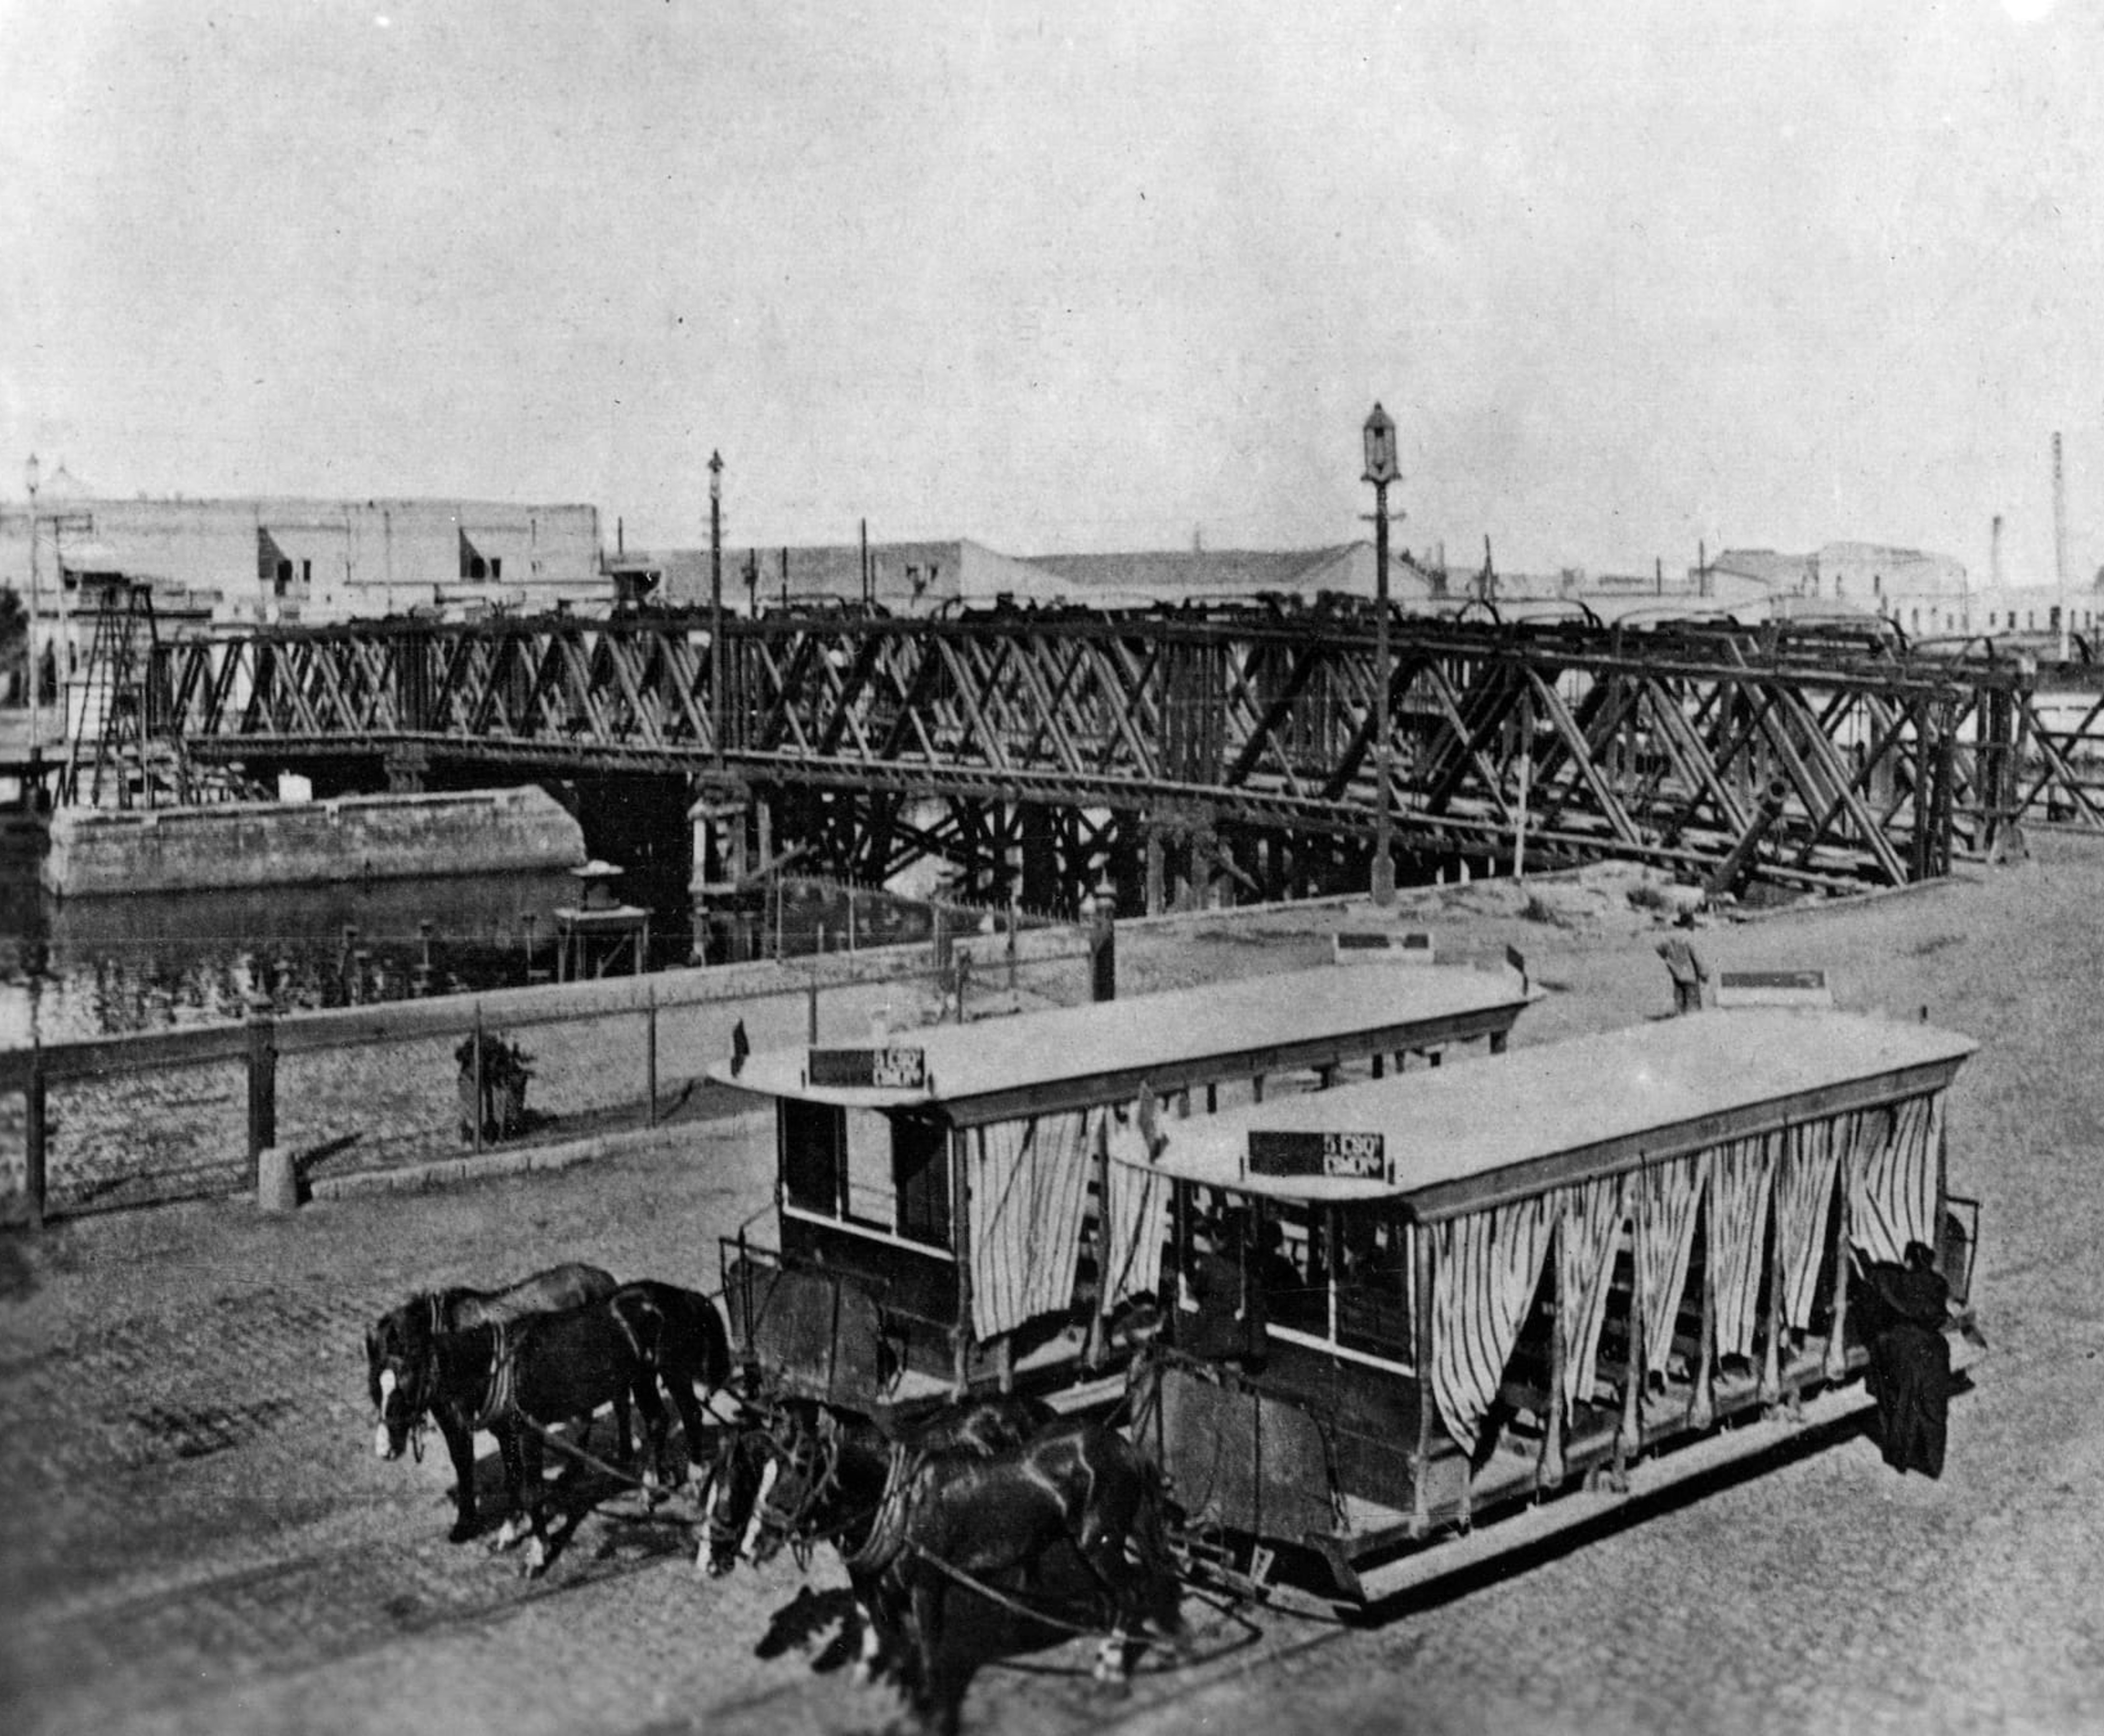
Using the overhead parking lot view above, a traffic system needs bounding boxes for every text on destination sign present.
[1247,1129,1387,1180]
[808,1046,928,1089]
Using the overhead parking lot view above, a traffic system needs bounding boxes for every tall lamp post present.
[708,449,724,767]
[1363,404,1400,905]
[22,453,40,757]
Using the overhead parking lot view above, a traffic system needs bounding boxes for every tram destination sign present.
[1247,1129,1387,1181]
[807,1046,928,1090]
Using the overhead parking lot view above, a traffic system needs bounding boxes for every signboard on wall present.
[808,1046,928,1089]
[1247,1128,1387,1180]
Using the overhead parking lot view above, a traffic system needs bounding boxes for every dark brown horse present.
[866,1419,1190,1732]
[409,1301,669,1573]
[374,1276,730,1562]
[367,1261,626,1540]
[600,1279,733,1478]
[732,1397,1185,1728]
[717,1394,1054,1686]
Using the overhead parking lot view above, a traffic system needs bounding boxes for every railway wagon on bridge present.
[708,961,1536,1420]
[1120,1006,1983,1605]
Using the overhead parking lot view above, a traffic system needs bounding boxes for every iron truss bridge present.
[130,604,2104,909]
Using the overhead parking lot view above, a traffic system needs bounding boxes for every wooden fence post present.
[24,1045,47,1230]
[646,987,659,1127]
[246,1000,277,1187]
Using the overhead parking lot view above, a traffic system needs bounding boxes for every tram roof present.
[708,962,1535,1126]
[1121,1009,1976,1221]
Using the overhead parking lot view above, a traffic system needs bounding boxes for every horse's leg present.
[666,1377,709,1486]
[518,1424,552,1577]
[491,1422,528,1552]
[847,1565,893,1688]
[611,1388,635,1467]
[440,1416,479,1544]
[634,1377,670,1495]
[908,1575,949,1732]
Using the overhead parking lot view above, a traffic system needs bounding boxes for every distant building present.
[1,493,606,637]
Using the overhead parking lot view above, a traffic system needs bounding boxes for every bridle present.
[376,1349,432,1463]
[754,1424,845,1572]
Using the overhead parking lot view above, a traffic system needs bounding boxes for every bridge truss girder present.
[154,609,2064,901]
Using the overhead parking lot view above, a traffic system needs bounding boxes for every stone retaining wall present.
[42,785,586,895]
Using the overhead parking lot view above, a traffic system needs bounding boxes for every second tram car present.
[1120,1006,1984,1604]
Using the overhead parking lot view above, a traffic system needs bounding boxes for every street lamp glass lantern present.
[23,452,39,497]
[1362,404,1399,486]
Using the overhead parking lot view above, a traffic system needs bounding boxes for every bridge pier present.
[687,775,753,964]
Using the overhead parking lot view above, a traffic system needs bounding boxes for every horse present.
[367,1261,630,1536]
[862,1419,1190,1734]
[600,1279,733,1481]
[715,1393,1055,1689]
[397,1297,673,1573]
[374,1278,729,1562]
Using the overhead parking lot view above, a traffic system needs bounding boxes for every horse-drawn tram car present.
[1119,1006,1985,1606]
[707,961,1536,1422]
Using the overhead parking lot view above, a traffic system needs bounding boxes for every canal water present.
[0,834,943,1047]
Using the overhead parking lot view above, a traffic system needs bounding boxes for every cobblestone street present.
[5,852,2104,1736]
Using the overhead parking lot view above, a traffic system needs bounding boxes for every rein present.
[511,1412,713,1514]
[899,1538,1126,1642]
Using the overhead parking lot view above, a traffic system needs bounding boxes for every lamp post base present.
[1370,849,1397,907]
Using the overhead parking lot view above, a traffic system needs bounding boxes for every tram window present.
[1335,1204,1412,1362]
[893,1113,950,1247]
[781,1098,844,1215]
[842,1108,896,1230]
[1259,1200,1327,1334]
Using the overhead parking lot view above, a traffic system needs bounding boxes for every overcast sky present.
[2,0,2098,580]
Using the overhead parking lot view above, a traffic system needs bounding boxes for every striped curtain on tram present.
[968,1110,1098,1339]
[1774,1122,1842,1330]
[1847,1094,1941,1265]
[1431,1195,1554,1454]
[1555,1175,1628,1413]
[1706,1131,1779,1361]
[1099,1103,1170,1312]
[1636,1155,1707,1376]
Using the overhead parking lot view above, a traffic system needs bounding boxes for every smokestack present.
[1991,514,2003,591]
[2056,432,2070,660]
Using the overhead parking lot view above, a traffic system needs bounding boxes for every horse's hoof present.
[447,1522,475,1545]
[523,1538,549,1577]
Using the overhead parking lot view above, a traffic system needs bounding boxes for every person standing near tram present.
[1858,1240,1954,1477]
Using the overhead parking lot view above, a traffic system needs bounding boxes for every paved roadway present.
[4,853,2103,1736]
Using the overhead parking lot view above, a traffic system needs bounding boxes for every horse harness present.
[469,1321,521,1433]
